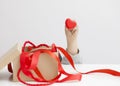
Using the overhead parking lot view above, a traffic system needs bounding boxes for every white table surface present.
[0,64,120,86]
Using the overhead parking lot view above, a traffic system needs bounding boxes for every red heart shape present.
[65,18,77,30]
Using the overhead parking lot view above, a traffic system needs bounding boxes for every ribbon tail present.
[82,69,120,76]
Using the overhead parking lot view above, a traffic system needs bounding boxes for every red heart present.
[65,18,77,30]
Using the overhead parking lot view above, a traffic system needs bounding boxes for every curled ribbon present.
[7,41,120,86]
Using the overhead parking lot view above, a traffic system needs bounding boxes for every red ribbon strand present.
[7,41,119,86]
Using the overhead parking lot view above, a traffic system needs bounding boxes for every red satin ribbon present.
[8,41,120,86]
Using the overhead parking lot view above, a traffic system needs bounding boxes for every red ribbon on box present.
[8,41,120,86]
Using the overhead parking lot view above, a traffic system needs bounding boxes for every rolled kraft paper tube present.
[65,18,77,30]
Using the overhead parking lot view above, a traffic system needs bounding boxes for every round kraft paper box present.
[13,46,58,81]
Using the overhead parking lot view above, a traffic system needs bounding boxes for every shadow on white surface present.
[0,67,11,80]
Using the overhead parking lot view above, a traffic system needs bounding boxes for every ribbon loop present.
[17,41,82,86]
[16,41,120,86]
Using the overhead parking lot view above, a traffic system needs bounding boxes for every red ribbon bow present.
[6,41,120,86]
[17,41,82,86]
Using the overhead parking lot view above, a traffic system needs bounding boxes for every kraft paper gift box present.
[0,43,58,82]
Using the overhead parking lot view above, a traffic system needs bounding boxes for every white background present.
[0,0,120,64]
